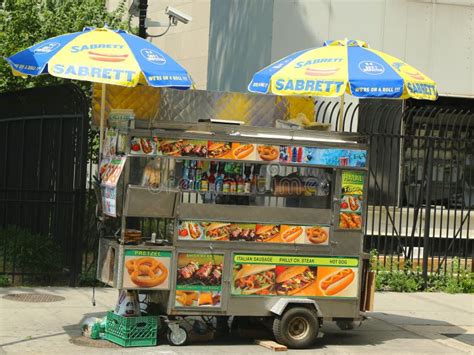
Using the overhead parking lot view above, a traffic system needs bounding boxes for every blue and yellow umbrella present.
[249,39,437,101]
[5,27,193,88]
[5,27,193,155]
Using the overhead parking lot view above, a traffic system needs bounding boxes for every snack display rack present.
[97,119,374,348]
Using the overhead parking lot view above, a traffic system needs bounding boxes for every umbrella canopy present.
[248,39,437,101]
[5,27,193,88]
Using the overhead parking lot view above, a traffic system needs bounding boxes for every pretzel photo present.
[306,227,328,244]
[125,257,168,288]
[257,145,278,161]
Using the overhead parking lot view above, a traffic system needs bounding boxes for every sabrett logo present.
[407,83,436,96]
[294,57,343,69]
[275,79,344,93]
[52,64,135,82]
[70,44,124,53]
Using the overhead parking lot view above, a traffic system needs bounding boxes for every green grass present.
[370,250,474,293]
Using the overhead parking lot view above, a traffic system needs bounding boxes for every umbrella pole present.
[338,94,345,132]
[99,83,106,165]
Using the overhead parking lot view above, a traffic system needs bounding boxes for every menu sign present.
[232,254,359,298]
[178,221,330,246]
[175,253,223,308]
[339,171,364,229]
[122,250,171,290]
[139,137,367,168]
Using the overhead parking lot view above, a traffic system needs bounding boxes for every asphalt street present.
[0,287,472,354]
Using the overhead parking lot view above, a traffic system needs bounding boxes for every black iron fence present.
[317,97,473,277]
[0,84,89,286]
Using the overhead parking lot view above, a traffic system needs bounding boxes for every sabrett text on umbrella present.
[70,44,125,53]
[52,64,135,82]
[275,78,344,93]
[294,57,343,69]
[407,82,436,96]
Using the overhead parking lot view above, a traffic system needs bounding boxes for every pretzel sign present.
[125,257,168,288]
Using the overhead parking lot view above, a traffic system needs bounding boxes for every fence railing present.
[315,97,473,278]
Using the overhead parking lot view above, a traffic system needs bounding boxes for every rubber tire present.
[272,307,319,349]
[167,326,188,346]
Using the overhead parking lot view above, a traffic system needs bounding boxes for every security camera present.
[165,6,192,25]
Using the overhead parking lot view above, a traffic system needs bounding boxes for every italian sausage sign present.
[232,254,359,298]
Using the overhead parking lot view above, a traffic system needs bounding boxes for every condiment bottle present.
[200,171,209,191]
[229,174,237,193]
[236,173,244,193]
[223,173,231,193]
[244,166,252,193]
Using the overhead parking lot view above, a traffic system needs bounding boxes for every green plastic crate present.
[104,311,158,347]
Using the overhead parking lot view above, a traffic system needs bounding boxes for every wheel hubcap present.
[170,328,187,345]
[288,316,310,340]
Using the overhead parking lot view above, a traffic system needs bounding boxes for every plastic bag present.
[82,317,104,339]
[114,290,141,317]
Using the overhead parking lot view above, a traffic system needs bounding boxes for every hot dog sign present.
[232,254,359,298]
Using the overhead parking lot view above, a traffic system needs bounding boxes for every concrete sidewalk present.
[0,287,472,354]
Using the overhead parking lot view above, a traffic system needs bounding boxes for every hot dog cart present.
[97,94,374,348]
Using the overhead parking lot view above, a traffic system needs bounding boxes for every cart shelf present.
[177,203,331,225]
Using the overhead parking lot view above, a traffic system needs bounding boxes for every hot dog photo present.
[178,221,204,240]
[340,195,362,213]
[231,143,257,160]
[280,225,304,243]
[130,136,156,155]
[122,250,171,290]
[316,267,358,297]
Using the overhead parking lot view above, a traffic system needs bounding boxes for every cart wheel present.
[167,326,188,346]
[272,307,319,349]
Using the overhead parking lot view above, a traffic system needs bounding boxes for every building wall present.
[206,0,274,92]
[106,0,211,89]
[270,0,473,98]
[107,1,473,97]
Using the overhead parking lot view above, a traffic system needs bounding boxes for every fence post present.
[422,139,434,288]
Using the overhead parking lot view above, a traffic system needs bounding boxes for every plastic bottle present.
[200,171,209,191]
[229,174,237,193]
[223,173,230,193]
[252,165,259,194]
[257,165,267,193]
[244,166,252,193]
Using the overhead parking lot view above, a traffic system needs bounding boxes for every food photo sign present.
[122,249,171,290]
[339,171,365,229]
[175,253,223,308]
[134,136,367,168]
[178,221,330,246]
[231,254,359,298]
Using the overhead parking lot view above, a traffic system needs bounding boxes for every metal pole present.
[138,0,148,39]
[338,94,345,132]
[422,139,434,288]
[98,83,106,165]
